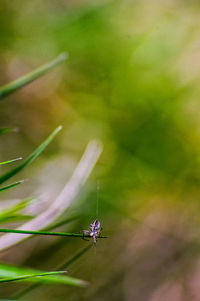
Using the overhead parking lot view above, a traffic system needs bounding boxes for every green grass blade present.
[0,128,18,136]
[0,125,62,185]
[14,245,92,298]
[0,263,87,286]
[0,214,34,224]
[0,228,107,239]
[0,271,66,283]
[0,53,68,99]
[0,157,22,166]
[45,215,79,231]
[59,244,92,269]
[0,180,24,192]
[0,198,33,222]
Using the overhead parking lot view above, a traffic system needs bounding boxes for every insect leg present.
[93,235,97,244]
[80,230,90,241]
[96,227,103,236]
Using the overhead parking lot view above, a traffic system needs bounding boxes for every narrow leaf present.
[0,214,34,224]
[0,180,24,192]
[0,198,32,221]
[0,263,87,286]
[0,125,62,184]
[0,157,22,166]
[0,53,68,99]
[59,245,92,270]
[0,271,66,283]
[14,241,92,298]
[45,215,79,231]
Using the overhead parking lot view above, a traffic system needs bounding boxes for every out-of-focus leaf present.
[0,198,32,222]
[0,157,22,166]
[45,215,79,231]
[59,244,92,269]
[0,180,24,193]
[0,53,68,99]
[0,128,18,136]
[0,214,34,224]
[0,125,62,185]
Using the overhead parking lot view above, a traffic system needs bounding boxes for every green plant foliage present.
[45,215,80,231]
[3,1,200,300]
[0,128,18,136]
[0,180,24,192]
[0,125,62,185]
[0,157,22,165]
[0,198,33,223]
[0,271,65,283]
[0,228,107,239]
[0,214,33,224]
[0,263,87,287]
[0,53,67,99]
[14,245,92,298]
[59,244,92,269]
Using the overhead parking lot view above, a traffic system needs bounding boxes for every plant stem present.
[0,53,68,99]
[0,180,24,192]
[0,228,107,238]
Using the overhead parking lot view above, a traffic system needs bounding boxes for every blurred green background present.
[1,0,200,300]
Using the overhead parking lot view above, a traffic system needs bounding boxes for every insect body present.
[82,219,102,244]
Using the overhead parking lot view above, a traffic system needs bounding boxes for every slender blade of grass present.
[0,214,34,224]
[0,158,22,166]
[59,244,92,269]
[0,271,66,283]
[0,228,107,239]
[0,53,68,99]
[14,245,92,298]
[0,180,24,193]
[0,198,33,221]
[0,125,62,185]
[0,263,87,287]
[45,215,79,231]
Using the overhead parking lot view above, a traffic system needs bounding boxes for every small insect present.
[82,219,103,244]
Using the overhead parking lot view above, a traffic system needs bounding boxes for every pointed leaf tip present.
[0,126,62,184]
[59,52,68,60]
